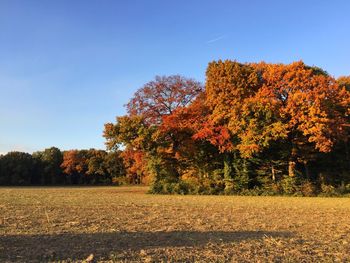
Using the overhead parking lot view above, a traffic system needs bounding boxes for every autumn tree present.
[102,62,349,195]
[104,75,203,184]
[127,75,203,125]
[337,76,350,91]
[104,115,153,183]
[205,60,350,179]
[61,150,89,184]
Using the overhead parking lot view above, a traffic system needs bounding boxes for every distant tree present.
[61,149,124,185]
[0,152,35,185]
[86,149,108,184]
[33,147,63,185]
[0,147,125,186]
[61,150,88,184]
[104,151,126,183]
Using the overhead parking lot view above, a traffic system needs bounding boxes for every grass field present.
[0,187,350,262]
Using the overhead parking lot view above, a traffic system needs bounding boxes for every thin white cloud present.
[206,34,227,44]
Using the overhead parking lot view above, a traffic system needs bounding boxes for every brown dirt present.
[0,186,349,262]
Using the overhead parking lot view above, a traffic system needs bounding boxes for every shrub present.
[111,176,129,186]
[149,180,165,194]
[279,176,300,195]
[319,184,340,197]
[173,181,190,195]
[300,181,317,197]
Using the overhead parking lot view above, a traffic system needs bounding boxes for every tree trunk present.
[288,160,296,177]
[288,146,297,177]
[271,164,276,181]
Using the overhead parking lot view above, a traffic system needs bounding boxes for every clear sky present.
[1,0,349,154]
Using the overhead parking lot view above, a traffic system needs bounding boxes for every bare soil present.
[0,186,349,262]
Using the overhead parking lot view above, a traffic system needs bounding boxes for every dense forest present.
[1,60,350,196]
[0,148,126,185]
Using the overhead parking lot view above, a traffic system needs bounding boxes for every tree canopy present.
[1,61,349,196]
[104,61,350,196]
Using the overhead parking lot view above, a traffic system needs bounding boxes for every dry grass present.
[0,186,350,262]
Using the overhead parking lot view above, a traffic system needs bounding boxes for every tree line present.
[1,60,349,196]
[0,148,126,185]
[104,61,350,196]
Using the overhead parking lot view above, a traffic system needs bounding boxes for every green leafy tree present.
[0,152,35,185]
[33,147,63,185]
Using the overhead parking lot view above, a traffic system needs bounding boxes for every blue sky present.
[1,0,349,154]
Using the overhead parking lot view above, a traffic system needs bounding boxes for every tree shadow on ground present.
[0,230,293,261]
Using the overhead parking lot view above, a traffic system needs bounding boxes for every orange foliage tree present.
[103,62,350,194]
[204,60,350,177]
[61,150,88,184]
[104,75,203,184]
